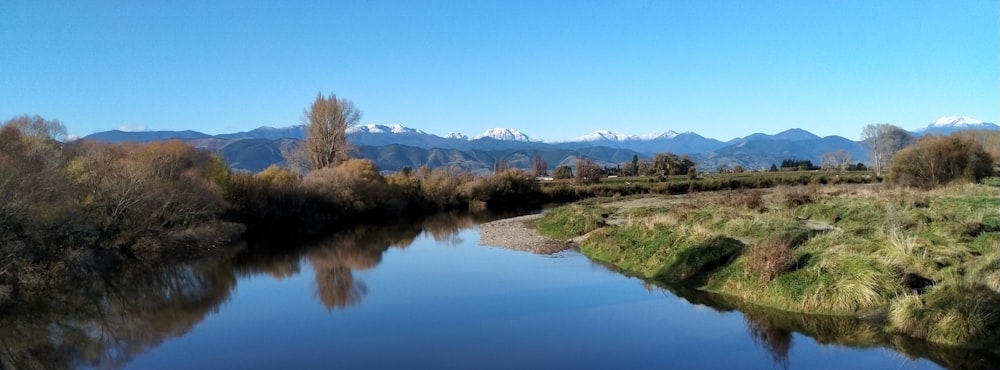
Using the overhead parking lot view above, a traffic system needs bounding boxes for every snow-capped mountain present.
[573,129,680,142]
[444,132,468,140]
[930,116,984,127]
[573,130,640,142]
[644,130,680,140]
[916,116,999,136]
[347,124,426,135]
[473,128,538,142]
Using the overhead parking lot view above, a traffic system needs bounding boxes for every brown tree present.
[304,93,360,170]
[552,165,573,179]
[574,157,603,184]
[651,152,696,176]
[3,114,67,141]
[0,117,74,242]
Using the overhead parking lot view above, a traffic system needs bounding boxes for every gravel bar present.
[478,214,569,255]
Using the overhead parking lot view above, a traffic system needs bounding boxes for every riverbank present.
[479,214,568,254]
[530,183,1000,352]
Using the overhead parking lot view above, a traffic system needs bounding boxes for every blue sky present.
[2,1,996,141]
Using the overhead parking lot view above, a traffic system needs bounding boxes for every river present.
[2,214,995,369]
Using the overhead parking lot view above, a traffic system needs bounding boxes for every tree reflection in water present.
[743,313,791,370]
[0,212,480,369]
[0,259,236,370]
[236,212,478,310]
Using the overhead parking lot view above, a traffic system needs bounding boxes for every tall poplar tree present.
[305,93,360,170]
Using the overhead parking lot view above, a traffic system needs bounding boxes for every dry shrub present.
[774,186,813,207]
[302,159,401,214]
[721,189,765,212]
[459,169,540,209]
[889,134,994,188]
[743,238,794,283]
[416,167,466,209]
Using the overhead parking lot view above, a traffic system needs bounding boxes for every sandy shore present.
[478,214,570,255]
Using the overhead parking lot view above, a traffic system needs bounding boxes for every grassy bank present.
[540,170,878,202]
[536,183,1000,351]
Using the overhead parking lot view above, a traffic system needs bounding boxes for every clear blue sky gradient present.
[2,1,996,141]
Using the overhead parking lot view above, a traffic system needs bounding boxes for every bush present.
[743,238,794,283]
[774,186,813,207]
[889,135,993,188]
[552,165,573,179]
[302,159,403,215]
[460,170,542,210]
[721,189,765,212]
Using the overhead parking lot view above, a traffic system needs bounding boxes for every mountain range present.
[82,117,998,173]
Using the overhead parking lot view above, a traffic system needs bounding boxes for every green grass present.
[889,284,1000,348]
[534,202,609,240]
[539,170,878,201]
[538,182,1000,350]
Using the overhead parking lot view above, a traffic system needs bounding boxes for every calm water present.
[4,215,997,369]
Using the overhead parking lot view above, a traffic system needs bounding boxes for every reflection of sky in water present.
[128,228,943,370]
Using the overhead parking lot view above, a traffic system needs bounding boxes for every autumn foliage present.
[1,117,244,302]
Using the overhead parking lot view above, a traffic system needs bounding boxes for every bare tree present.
[493,158,509,174]
[305,93,360,170]
[820,152,837,171]
[3,114,67,141]
[281,141,310,175]
[574,157,603,184]
[833,150,852,171]
[532,156,548,177]
[861,123,911,177]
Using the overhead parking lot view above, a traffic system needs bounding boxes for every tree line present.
[0,94,543,305]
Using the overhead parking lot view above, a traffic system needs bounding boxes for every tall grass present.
[889,284,1000,347]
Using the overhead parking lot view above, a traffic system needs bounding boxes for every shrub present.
[552,165,573,180]
[774,186,813,207]
[460,170,541,210]
[889,134,993,188]
[743,238,794,283]
[302,159,402,215]
[416,167,466,210]
[721,189,765,212]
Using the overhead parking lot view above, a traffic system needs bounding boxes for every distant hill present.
[84,130,212,142]
[215,126,306,140]
[696,136,866,171]
[79,115,992,173]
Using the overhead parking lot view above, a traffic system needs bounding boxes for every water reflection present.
[5,211,1000,370]
[649,283,1000,370]
[235,212,478,310]
[0,259,235,370]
